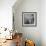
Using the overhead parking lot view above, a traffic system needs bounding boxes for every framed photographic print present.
[22,12,37,27]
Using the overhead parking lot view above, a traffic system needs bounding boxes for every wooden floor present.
[0,39,16,46]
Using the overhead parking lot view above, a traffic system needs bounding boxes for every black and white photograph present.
[22,12,37,27]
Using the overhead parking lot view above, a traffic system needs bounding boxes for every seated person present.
[15,33,22,46]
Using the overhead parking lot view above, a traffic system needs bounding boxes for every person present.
[24,19,30,24]
[25,40,35,46]
[24,14,34,24]
[15,34,22,46]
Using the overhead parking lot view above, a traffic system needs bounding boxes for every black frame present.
[22,12,37,27]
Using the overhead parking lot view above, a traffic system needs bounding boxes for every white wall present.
[13,0,41,46]
[0,0,46,46]
[0,0,16,30]
[40,0,46,46]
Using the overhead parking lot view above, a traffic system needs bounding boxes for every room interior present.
[0,0,46,46]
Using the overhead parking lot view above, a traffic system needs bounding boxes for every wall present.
[0,0,46,46]
[40,0,46,46]
[0,0,16,30]
[13,0,41,46]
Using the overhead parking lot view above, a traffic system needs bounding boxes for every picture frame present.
[22,12,37,27]
[13,13,15,31]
